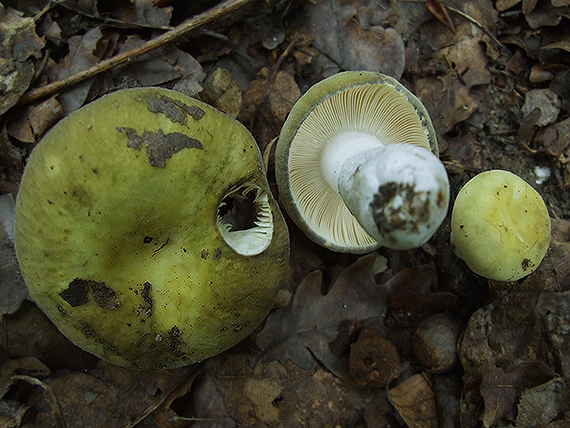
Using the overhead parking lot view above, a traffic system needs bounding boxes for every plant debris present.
[2,0,570,426]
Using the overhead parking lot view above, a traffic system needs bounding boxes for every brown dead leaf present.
[7,96,65,143]
[200,68,242,118]
[112,0,173,27]
[436,32,493,89]
[458,291,570,427]
[0,194,28,316]
[26,361,197,427]
[2,300,99,371]
[56,27,105,113]
[256,253,388,378]
[113,35,205,88]
[286,0,406,81]
[480,361,556,426]
[525,2,565,28]
[153,369,235,428]
[442,134,484,171]
[388,373,438,428]
[535,117,570,157]
[516,377,570,428]
[496,0,522,11]
[62,0,172,27]
[203,353,312,427]
[239,68,301,150]
[415,76,478,136]
[0,127,23,187]
[0,7,45,115]
[385,265,457,329]
[278,369,354,428]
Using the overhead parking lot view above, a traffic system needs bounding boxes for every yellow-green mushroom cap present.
[276,71,445,254]
[450,170,551,282]
[14,87,289,370]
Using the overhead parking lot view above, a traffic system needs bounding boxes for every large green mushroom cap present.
[451,170,550,282]
[14,87,289,370]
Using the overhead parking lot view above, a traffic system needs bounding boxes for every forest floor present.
[1,0,570,427]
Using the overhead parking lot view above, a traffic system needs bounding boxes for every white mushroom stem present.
[321,136,449,250]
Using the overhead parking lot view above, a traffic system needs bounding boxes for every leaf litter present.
[2,0,570,426]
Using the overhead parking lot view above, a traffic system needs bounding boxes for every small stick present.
[17,0,255,106]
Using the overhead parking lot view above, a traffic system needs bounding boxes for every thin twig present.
[17,0,256,106]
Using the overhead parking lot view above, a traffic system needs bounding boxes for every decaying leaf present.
[458,291,570,427]
[480,361,556,426]
[200,68,242,118]
[0,194,27,316]
[256,253,388,378]
[0,7,45,115]
[388,373,438,428]
[385,265,458,328]
[113,35,205,88]
[239,68,301,149]
[286,0,406,81]
[516,377,570,428]
[56,27,105,113]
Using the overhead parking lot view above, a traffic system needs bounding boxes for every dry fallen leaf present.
[385,265,458,328]
[388,373,438,428]
[0,7,45,115]
[480,361,556,426]
[56,27,105,113]
[458,290,570,427]
[256,253,388,378]
[286,0,406,81]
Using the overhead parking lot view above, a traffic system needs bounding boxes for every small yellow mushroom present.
[451,170,550,282]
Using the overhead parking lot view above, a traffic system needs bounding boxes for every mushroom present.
[450,170,551,282]
[276,71,449,253]
[14,87,290,370]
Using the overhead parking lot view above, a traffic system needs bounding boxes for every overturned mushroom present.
[14,88,289,370]
[276,71,449,253]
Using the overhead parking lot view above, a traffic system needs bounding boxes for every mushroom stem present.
[337,143,449,250]
[321,131,384,192]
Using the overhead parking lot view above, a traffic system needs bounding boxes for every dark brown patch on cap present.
[165,325,185,357]
[147,94,205,125]
[91,282,120,310]
[521,258,535,272]
[117,127,203,167]
[140,281,153,318]
[60,279,120,310]
[60,279,89,307]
